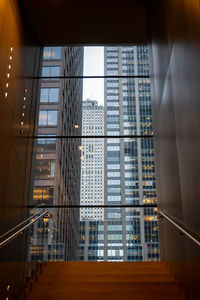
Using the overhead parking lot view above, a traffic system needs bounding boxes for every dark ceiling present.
[19,0,148,45]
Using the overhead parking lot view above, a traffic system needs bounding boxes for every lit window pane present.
[34,160,55,178]
[33,186,54,204]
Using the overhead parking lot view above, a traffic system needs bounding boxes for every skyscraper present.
[104,46,159,261]
[80,99,104,221]
[29,46,83,261]
[79,99,105,261]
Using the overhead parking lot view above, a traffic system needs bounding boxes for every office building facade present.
[29,46,83,261]
[104,46,159,261]
[80,99,104,221]
[79,99,104,260]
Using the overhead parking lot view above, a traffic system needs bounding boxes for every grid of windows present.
[29,46,84,262]
[104,45,159,261]
[80,100,104,221]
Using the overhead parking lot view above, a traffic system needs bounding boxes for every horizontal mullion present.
[30,135,153,139]
[28,205,157,208]
[33,75,150,79]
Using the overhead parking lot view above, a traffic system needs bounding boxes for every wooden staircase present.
[25,262,185,300]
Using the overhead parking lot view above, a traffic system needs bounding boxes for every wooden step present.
[44,262,169,269]
[26,291,185,300]
[43,262,171,275]
[28,282,181,292]
[25,262,185,300]
[36,274,175,283]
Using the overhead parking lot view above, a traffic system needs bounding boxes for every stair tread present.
[28,282,182,292]
[27,291,185,300]
[36,274,175,283]
[25,262,185,300]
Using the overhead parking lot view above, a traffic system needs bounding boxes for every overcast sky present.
[83,47,104,105]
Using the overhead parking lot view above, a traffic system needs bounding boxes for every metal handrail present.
[0,210,49,249]
[0,206,45,240]
[158,210,200,247]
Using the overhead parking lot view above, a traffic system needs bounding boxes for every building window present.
[43,47,61,60]
[33,186,54,204]
[34,160,55,178]
[40,88,59,103]
[39,110,58,126]
[37,135,56,153]
[42,66,60,77]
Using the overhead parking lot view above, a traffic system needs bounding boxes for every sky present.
[83,47,104,105]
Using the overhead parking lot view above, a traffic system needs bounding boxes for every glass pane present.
[43,46,61,60]
[39,111,48,126]
[49,88,59,102]
[38,110,58,126]
[47,111,57,126]
[40,88,59,103]
[50,66,60,77]
[40,88,48,102]
[51,47,61,60]
[42,66,50,77]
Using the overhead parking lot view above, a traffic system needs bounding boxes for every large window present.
[40,88,59,103]
[43,47,61,60]
[39,110,58,126]
[33,186,54,204]
[42,66,60,77]
[34,160,55,179]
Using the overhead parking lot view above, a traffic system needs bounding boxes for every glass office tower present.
[104,46,159,261]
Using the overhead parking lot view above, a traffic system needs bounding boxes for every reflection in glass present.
[37,136,56,153]
[34,160,55,179]
[42,66,60,77]
[40,88,59,103]
[43,46,61,60]
[39,110,58,126]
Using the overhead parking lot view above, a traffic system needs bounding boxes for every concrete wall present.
[149,1,200,298]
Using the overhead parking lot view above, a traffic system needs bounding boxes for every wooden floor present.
[25,262,185,300]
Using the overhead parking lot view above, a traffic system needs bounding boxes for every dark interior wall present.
[0,0,41,297]
[0,0,40,225]
[0,1,42,297]
[148,0,200,298]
